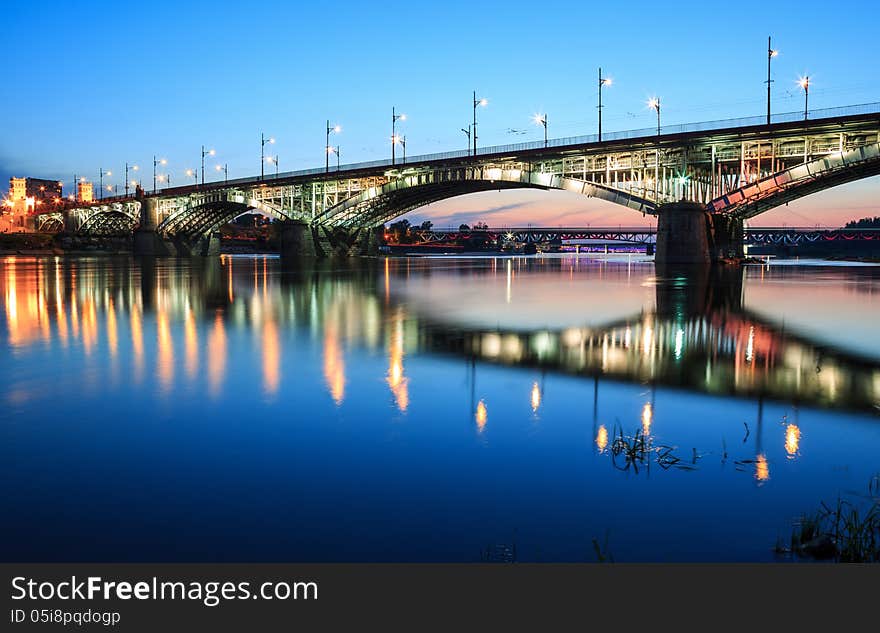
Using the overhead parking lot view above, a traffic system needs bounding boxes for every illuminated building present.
[3,177,64,232]
[76,181,94,203]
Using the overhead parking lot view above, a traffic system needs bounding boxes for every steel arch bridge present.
[40,102,880,257]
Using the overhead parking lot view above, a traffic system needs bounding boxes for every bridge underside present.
[315,167,657,228]
[79,210,138,236]
[157,200,288,241]
[710,142,880,219]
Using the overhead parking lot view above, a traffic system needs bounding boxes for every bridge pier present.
[279,220,318,258]
[655,202,745,265]
[133,196,176,256]
[655,202,711,265]
[708,214,744,261]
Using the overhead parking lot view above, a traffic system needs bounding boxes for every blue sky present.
[2,0,878,226]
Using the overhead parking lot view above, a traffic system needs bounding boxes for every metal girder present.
[78,210,139,235]
[157,192,296,239]
[709,142,880,219]
[314,166,656,228]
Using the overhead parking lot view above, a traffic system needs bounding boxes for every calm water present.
[1,254,879,562]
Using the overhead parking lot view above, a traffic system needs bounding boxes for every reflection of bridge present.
[37,103,880,262]
[5,257,876,413]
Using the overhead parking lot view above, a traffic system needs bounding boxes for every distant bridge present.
[35,102,880,261]
[403,226,880,247]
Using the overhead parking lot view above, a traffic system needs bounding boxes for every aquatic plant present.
[778,475,880,562]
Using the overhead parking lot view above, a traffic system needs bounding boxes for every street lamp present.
[798,76,810,120]
[261,133,275,180]
[99,168,111,199]
[391,107,406,165]
[153,156,167,194]
[200,146,215,186]
[325,120,341,173]
[124,162,139,197]
[766,37,779,125]
[393,135,407,164]
[598,68,612,142]
[472,91,488,155]
[264,155,279,178]
[333,146,340,171]
[533,113,548,148]
[185,168,198,185]
[215,163,228,184]
[648,97,661,136]
[648,98,661,201]
[156,174,171,188]
[461,125,471,155]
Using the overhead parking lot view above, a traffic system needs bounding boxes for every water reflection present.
[2,256,879,413]
[1,254,879,562]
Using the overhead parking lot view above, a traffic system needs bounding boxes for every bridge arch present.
[157,197,293,239]
[314,165,656,228]
[709,142,880,219]
[78,209,140,236]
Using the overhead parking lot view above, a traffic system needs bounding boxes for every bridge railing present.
[153,102,880,194]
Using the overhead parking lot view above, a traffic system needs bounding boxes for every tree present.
[844,216,880,229]
[419,220,433,231]
[387,219,411,244]
[473,221,489,230]
[458,223,471,232]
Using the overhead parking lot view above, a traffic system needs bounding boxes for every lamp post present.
[200,146,215,186]
[533,113,548,148]
[766,37,779,125]
[325,120,341,173]
[124,162,139,197]
[153,156,167,194]
[185,168,198,185]
[461,125,471,156]
[334,146,340,171]
[156,174,170,188]
[598,68,612,142]
[261,133,275,180]
[215,163,228,184]
[648,98,661,201]
[648,97,661,137]
[99,168,111,199]
[799,76,810,120]
[265,155,279,178]
[472,91,488,155]
[391,107,406,165]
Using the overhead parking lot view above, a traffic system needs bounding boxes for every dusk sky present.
[2,0,877,227]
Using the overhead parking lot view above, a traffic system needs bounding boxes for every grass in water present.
[777,475,880,562]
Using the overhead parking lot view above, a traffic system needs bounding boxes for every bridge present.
[399,226,880,251]
[38,102,880,263]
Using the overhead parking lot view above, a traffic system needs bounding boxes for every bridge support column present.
[655,202,711,265]
[133,197,177,256]
[279,220,318,259]
[709,214,744,261]
[354,226,383,256]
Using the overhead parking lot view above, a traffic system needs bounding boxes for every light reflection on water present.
[1,254,879,562]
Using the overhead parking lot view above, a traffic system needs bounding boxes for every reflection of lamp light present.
[785,424,801,458]
[755,454,770,483]
[530,382,541,412]
[641,402,652,435]
[596,425,608,452]
[475,400,488,432]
